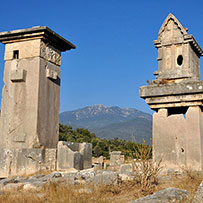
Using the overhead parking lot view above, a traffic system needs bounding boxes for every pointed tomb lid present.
[154,13,203,57]
[158,13,187,37]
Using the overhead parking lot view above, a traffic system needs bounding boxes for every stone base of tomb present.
[140,82,203,171]
[0,148,57,177]
[0,141,93,177]
[153,106,203,171]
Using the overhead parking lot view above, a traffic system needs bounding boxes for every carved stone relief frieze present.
[40,41,61,66]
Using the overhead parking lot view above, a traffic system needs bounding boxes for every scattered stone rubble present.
[0,167,202,203]
[0,163,136,192]
[0,170,118,191]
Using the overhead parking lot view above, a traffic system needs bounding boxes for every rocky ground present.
[0,165,202,203]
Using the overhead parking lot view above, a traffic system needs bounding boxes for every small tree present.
[93,145,103,157]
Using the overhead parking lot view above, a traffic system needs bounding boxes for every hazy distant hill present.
[92,117,152,143]
[59,104,152,144]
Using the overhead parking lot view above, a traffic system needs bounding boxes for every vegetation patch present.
[59,124,152,159]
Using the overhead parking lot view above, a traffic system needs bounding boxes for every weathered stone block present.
[4,39,41,61]
[10,69,26,82]
[119,164,134,175]
[91,171,118,185]
[153,106,203,171]
[80,143,92,169]
[110,151,124,167]
[57,141,92,171]
[41,148,57,171]
[130,187,190,203]
[0,148,57,177]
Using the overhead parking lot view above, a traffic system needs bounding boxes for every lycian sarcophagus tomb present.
[140,14,203,171]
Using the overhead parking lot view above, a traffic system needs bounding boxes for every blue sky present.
[0,0,203,114]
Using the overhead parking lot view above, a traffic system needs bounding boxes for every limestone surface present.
[57,141,92,171]
[130,187,190,203]
[192,181,203,203]
[110,151,124,168]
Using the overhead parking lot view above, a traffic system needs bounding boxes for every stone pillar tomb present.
[140,14,203,171]
[0,26,76,176]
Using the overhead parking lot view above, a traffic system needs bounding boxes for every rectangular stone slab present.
[140,81,203,98]
[10,69,26,82]
[0,26,76,51]
[145,94,203,104]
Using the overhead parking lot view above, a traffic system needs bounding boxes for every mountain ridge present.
[59,104,152,144]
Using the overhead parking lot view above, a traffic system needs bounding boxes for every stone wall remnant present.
[57,141,92,170]
[110,151,124,168]
[139,13,203,171]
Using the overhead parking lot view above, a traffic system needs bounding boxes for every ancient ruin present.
[110,151,124,168]
[140,14,203,171]
[0,26,92,177]
[57,141,92,170]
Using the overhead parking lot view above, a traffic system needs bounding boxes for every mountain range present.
[59,104,152,144]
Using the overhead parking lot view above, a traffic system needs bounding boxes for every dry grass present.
[0,168,203,203]
[0,181,148,203]
[0,183,111,203]
[0,181,156,203]
[168,168,203,202]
